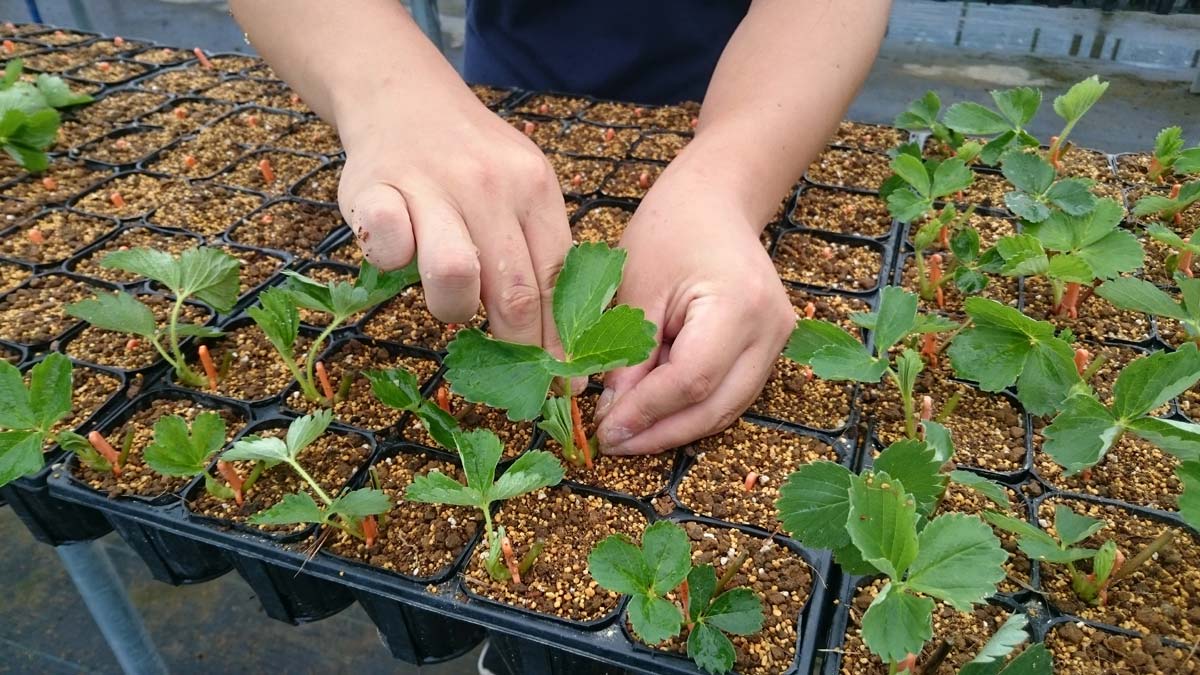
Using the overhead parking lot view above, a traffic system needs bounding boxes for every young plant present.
[1097,273,1200,343]
[443,243,656,467]
[66,246,241,389]
[957,614,1053,675]
[0,353,81,486]
[405,428,564,583]
[142,412,226,479]
[249,260,415,404]
[987,197,1141,318]
[1039,344,1200,532]
[220,410,390,542]
[942,85,1041,165]
[0,58,92,171]
[1044,75,1109,172]
[1134,180,1200,230]
[893,91,965,157]
[365,367,457,450]
[1143,126,1200,183]
[998,150,1097,224]
[985,505,1174,607]
[588,521,764,675]
[776,438,1007,671]
[947,298,1083,417]
[784,286,957,439]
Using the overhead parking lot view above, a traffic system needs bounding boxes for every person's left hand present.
[593,168,796,455]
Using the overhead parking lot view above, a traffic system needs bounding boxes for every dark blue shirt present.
[464,1,751,105]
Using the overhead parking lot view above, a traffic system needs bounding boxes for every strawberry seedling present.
[942,85,1041,166]
[1144,217,1200,279]
[1039,344,1200,531]
[954,614,1053,675]
[1142,126,1200,184]
[1134,180,1200,230]
[998,150,1098,224]
[892,91,979,161]
[66,246,241,389]
[443,242,656,467]
[0,58,92,171]
[249,261,415,405]
[405,428,564,583]
[141,411,227,489]
[775,433,1007,672]
[588,521,764,675]
[0,353,84,486]
[366,367,457,450]
[784,286,957,439]
[1043,76,1109,172]
[986,197,1141,318]
[985,505,1175,608]
[1096,274,1200,342]
[220,410,390,541]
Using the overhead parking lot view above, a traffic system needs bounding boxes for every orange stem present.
[217,460,244,506]
[183,155,198,169]
[198,345,219,391]
[1074,348,1091,377]
[939,225,950,249]
[637,171,651,190]
[435,383,451,413]
[803,301,816,319]
[1048,136,1061,171]
[362,515,378,548]
[315,361,335,401]
[41,176,57,190]
[2,40,13,54]
[109,192,126,208]
[570,396,592,469]
[603,128,615,142]
[1170,183,1182,200]
[1062,282,1081,319]
[192,47,212,68]
[258,158,275,184]
[501,535,521,584]
[680,577,692,629]
[1181,250,1194,278]
[27,228,45,245]
[87,431,121,476]
[928,253,945,309]
[743,471,759,492]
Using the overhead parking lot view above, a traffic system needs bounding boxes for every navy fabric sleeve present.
[463,0,751,105]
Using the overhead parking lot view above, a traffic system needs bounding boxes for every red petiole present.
[197,345,219,391]
[315,361,335,402]
[87,431,122,476]
[928,253,945,309]
[217,460,245,506]
[570,395,592,470]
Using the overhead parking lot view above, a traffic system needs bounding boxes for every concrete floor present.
[0,1,1196,673]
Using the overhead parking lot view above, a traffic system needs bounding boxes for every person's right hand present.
[334,87,572,352]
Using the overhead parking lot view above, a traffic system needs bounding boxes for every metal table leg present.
[56,541,169,675]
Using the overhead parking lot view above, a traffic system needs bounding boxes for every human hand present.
[334,87,571,351]
[594,170,795,455]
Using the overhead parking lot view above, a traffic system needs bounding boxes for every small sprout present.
[97,61,111,72]
[113,138,129,151]
[113,36,124,47]
[41,176,57,190]
[217,460,244,505]
[192,47,212,69]
[920,332,939,367]
[537,103,550,115]
[260,213,274,225]
[109,191,126,208]
[743,471,758,492]
[197,345,219,391]
[920,395,933,421]
[87,431,121,475]
[2,40,13,54]
[820,246,834,260]
[173,106,188,120]
[435,382,451,413]
[638,170,651,189]
[258,158,275,184]
[362,515,378,547]
[124,338,140,352]
[1073,348,1090,377]
[603,127,615,142]
[244,114,259,127]
[315,361,335,401]
[570,173,583,187]
[803,302,816,319]
[500,534,521,584]
[928,253,944,309]
[27,228,45,245]
[522,121,535,136]
[183,154,198,169]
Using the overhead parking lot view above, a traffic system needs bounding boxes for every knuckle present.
[424,250,480,290]
[495,281,541,328]
[676,369,716,405]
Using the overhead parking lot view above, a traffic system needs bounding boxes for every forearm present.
[229,0,474,141]
[671,0,891,230]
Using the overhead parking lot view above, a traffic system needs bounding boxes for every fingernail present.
[594,388,615,422]
[598,425,632,448]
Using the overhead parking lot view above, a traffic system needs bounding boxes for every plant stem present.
[891,368,918,440]
[302,321,341,403]
[918,641,951,674]
[167,295,205,386]
[1080,352,1108,383]
[570,394,592,470]
[715,550,751,595]
[243,461,266,494]
[288,459,334,506]
[117,428,134,469]
[914,253,930,301]
[935,392,963,423]
[1111,528,1175,582]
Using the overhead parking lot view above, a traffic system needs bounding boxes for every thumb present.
[342,182,415,270]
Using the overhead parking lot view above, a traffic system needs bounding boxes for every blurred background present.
[0,1,1197,673]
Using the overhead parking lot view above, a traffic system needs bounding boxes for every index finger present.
[519,179,573,359]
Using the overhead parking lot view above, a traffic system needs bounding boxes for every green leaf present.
[366,369,458,450]
[980,131,1018,166]
[629,595,683,646]
[283,260,408,320]
[847,472,918,579]
[949,470,1011,509]
[444,329,555,421]
[776,460,855,550]
[221,435,290,464]
[952,227,981,263]
[552,304,655,377]
[1001,152,1055,196]
[589,533,651,596]
[641,520,692,596]
[1054,504,1105,547]
[894,348,923,405]
[248,491,327,526]
[1,60,21,88]
[0,430,46,486]
[832,541,880,576]
[992,87,1041,128]
[959,614,1031,675]
[923,420,954,463]
[204,473,235,500]
[872,286,920,356]
[5,143,49,172]
[34,73,91,108]
[1111,344,1200,420]
[488,449,563,502]
[1072,231,1142,282]
[1127,417,1200,461]
[874,439,945,517]
[995,234,1049,275]
[1154,127,1184,162]
[0,82,49,116]
[552,242,626,354]
[404,470,481,507]
[891,153,932,198]
[1046,254,1094,284]
[982,512,1094,564]
[284,410,332,460]
[1004,192,1051,223]
[686,564,717,624]
[328,487,391,518]
[1043,394,1121,476]
[997,643,1054,675]
[143,412,226,478]
[247,288,299,355]
[1177,149,1200,175]
[894,91,940,130]
[18,107,59,148]
[103,247,242,313]
[906,513,1006,610]
[703,587,763,636]
[887,188,933,223]
[27,353,72,430]
[58,430,110,473]
[456,429,504,496]
[1096,277,1189,321]
[537,397,575,459]
[66,291,157,339]
[784,320,861,364]
[860,584,933,665]
[1053,76,1109,125]
[809,343,886,383]
[1045,178,1098,217]
[686,622,735,675]
[944,101,1012,136]
[930,158,974,198]
[1177,460,1200,532]
[172,323,223,339]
